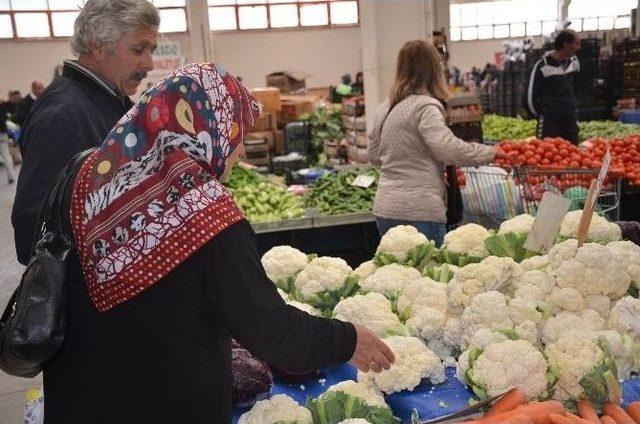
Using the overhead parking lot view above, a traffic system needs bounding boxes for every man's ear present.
[90,41,106,63]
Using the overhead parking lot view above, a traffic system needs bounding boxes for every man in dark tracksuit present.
[11,0,159,265]
[525,30,581,144]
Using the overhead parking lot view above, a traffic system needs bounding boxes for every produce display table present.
[232,365,640,423]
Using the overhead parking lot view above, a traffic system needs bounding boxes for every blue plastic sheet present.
[233,366,640,423]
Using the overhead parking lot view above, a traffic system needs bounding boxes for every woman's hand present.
[348,324,395,373]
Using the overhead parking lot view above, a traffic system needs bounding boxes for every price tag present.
[524,192,571,254]
[351,175,376,188]
[577,148,611,247]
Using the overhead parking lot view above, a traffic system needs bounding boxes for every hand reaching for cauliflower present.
[349,324,396,374]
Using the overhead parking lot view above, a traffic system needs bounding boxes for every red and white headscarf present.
[70,63,261,312]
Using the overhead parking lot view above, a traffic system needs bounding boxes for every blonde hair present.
[389,39,450,108]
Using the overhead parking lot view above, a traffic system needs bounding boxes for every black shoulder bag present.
[0,148,93,377]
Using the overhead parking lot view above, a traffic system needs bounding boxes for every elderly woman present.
[42,64,393,423]
[13,0,158,265]
[369,40,508,246]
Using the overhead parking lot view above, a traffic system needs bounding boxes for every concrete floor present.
[0,167,42,424]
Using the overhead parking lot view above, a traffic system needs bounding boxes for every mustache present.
[131,71,148,81]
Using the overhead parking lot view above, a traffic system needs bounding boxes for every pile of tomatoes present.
[492,136,640,187]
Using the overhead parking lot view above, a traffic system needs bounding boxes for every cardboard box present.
[266,71,309,93]
[253,112,278,132]
[251,87,281,112]
[274,130,285,155]
[246,131,275,150]
[280,96,316,123]
[305,86,331,101]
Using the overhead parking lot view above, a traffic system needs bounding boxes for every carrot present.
[578,400,601,423]
[603,403,636,424]
[474,400,566,424]
[566,412,597,424]
[626,402,640,424]
[487,389,528,417]
[601,416,618,424]
[550,414,574,424]
[500,415,535,424]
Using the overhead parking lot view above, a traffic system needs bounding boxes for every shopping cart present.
[513,166,622,221]
[460,166,524,227]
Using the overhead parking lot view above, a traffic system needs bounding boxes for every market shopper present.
[12,0,159,265]
[13,81,46,126]
[369,40,505,247]
[42,63,393,423]
[0,91,21,184]
[525,29,581,144]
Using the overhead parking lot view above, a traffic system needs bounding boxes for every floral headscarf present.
[70,63,261,312]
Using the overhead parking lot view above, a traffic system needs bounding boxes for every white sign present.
[524,192,571,254]
[351,175,376,188]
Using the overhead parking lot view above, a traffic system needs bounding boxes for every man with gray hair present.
[12,0,159,265]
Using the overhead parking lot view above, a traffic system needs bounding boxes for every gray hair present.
[71,0,160,56]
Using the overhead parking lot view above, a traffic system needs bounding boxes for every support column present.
[360,0,434,131]
[186,0,214,62]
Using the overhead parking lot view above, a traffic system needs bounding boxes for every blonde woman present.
[369,40,507,246]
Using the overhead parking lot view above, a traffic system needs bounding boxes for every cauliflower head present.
[461,291,514,349]
[261,246,309,287]
[515,270,556,295]
[354,260,378,281]
[520,255,551,271]
[333,293,407,338]
[337,420,371,424]
[358,336,445,394]
[552,242,630,300]
[238,394,312,424]
[457,340,554,400]
[594,330,640,380]
[541,310,605,345]
[397,278,448,343]
[295,256,353,299]
[585,295,612,320]
[287,300,322,316]
[549,287,586,313]
[607,241,640,288]
[327,380,387,408]
[559,211,622,243]
[360,264,421,297]
[376,225,429,263]
[447,256,522,315]
[443,316,464,352]
[608,296,640,341]
[443,223,491,257]
[544,334,619,406]
[498,214,535,235]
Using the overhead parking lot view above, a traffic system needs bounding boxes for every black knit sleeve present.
[204,220,357,372]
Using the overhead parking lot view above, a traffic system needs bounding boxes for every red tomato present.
[541,158,551,165]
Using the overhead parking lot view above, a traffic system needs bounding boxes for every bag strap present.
[33,148,96,249]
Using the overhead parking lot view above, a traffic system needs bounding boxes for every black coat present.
[11,61,133,265]
[43,220,356,424]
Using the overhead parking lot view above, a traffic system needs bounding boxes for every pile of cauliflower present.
[250,212,638,421]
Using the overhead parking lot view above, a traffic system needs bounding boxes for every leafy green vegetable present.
[578,120,640,142]
[484,232,537,263]
[482,114,537,141]
[300,105,344,165]
[304,168,378,215]
[293,275,360,318]
[437,249,484,267]
[422,263,456,283]
[306,390,399,424]
[374,242,437,270]
[578,337,620,409]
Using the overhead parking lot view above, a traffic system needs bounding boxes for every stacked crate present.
[496,61,527,117]
[342,96,368,164]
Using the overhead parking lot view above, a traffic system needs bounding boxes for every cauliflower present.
[515,321,541,347]
[422,263,460,284]
[440,223,491,265]
[520,255,551,271]
[261,246,309,291]
[277,288,289,301]
[397,278,448,323]
[294,257,356,313]
[358,336,445,394]
[326,380,387,408]
[443,316,464,352]
[360,264,421,298]
[607,241,640,288]
[333,293,408,337]
[594,330,640,380]
[375,225,435,268]
[549,287,586,313]
[545,334,619,406]
[509,296,544,325]
[514,269,556,296]
[585,295,612,320]
[354,260,378,281]
[559,211,622,243]
[238,394,312,424]
[552,242,630,300]
[541,310,605,345]
[447,256,522,315]
[457,340,556,400]
[468,328,511,350]
[461,291,514,349]
[499,214,536,235]
[337,420,371,424]
[608,296,640,340]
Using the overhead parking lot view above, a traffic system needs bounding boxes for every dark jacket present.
[43,219,356,423]
[14,94,36,127]
[525,51,580,117]
[12,60,133,265]
[0,100,18,133]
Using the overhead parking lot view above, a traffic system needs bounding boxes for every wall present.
[448,36,545,71]
[211,26,362,89]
